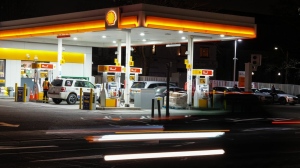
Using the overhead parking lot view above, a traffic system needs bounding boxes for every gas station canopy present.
[0,3,256,47]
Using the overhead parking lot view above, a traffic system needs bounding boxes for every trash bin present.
[7,87,14,97]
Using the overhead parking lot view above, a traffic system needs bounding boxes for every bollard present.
[151,99,154,118]
[212,90,215,108]
[157,99,161,118]
[79,88,82,109]
[15,83,17,102]
[89,89,93,110]
[23,83,27,102]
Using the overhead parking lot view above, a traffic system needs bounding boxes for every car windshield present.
[131,82,146,88]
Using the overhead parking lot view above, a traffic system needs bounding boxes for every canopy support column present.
[124,30,131,107]
[186,36,194,108]
[57,38,62,78]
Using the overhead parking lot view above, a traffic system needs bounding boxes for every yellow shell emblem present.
[106,10,117,26]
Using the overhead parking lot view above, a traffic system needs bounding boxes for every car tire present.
[279,98,287,105]
[52,98,62,104]
[66,93,77,105]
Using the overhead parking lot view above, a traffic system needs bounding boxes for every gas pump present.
[192,69,214,108]
[97,65,123,107]
[98,65,123,97]
[32,63,54,100]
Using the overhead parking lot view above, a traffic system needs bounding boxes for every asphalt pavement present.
[0,96,228,118]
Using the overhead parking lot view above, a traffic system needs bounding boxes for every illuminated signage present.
[31,63,54,69]
[105,8,119,29]
[98,65,122,73]
[106,10,117,26]
[130,67,142,74]
[57,34,71,38]
[192,69,214,76]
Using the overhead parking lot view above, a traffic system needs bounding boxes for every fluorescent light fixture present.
[142,39,146,41]
[73,37,78,40]
[140,32,145,36]
[112,40,116,43]
[181,37,186,40]
[178,30,183,33]
[102,35,106,38]
[95,132,224,142]
[166,44,181,47]
[104,149,225,161]
[220,34,225,37]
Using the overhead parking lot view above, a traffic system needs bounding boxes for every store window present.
[200,47,209,58]
[21,61,34,78]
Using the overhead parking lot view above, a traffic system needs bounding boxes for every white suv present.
[48,78,100,105]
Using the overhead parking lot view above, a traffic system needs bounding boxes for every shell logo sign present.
[105,9,119,29]
[106,10,117,26]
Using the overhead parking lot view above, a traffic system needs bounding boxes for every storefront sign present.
[57,34,71,38]
[238,71,245,87]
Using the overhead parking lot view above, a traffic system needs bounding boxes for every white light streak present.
[96,132,224,142]
[104,149,225,161]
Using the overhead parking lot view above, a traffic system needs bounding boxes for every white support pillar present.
[115,39,122,92]
[193,75,200,107]
[186,36,194,108]
[57,38,62,78]
[124,30,131,107]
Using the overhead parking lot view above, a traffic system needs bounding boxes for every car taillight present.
[61,87,66,92]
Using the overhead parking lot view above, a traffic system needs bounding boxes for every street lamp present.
[274,46,289,84]
[233,39,242,84]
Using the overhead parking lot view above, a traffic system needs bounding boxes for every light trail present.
[104,149,225,161]
[87,132,225,142]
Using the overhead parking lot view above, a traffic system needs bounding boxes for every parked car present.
[258,88,298,105]
[239,87,273,104]
[48,78,100,104]
[130,81,176,101]
[154,86,186,98]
